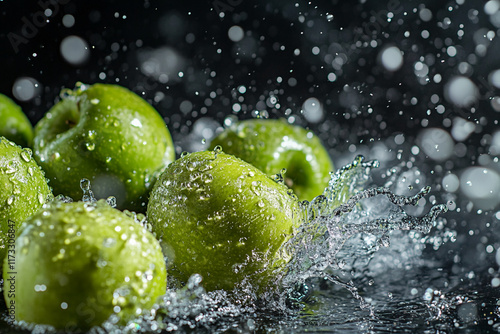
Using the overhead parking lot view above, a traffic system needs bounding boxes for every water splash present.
[102,275,258,333]
[80,178,96,203]
[79,178,117,208]
[278,155,447,309]
[9,157,447,333]
[121,155,446,333]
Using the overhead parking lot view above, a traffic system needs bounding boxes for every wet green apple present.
[0,94,33,148]
[0,137,52,266]
[147,150,304,292]
[33,83,175,212]
[209,119,334,202]
[4,200,167,331]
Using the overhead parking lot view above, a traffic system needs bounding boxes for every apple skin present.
[32,83,175,212]
[147,150,304,292]
[0,137,52,266]
[0,94,33,148]
[209,119,334,202]
[4,200,167,331]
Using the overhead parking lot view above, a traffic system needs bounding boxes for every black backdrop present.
[1,0,497,152]
[1,1,500,332]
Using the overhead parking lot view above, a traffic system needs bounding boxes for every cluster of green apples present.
[0,83,334,330]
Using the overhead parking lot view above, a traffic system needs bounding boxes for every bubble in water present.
[12,77,40,102]
[379,46,403,72]
[418,128,454,161]
[60,36,90,66]
[302,97,323,123]
[444,76,478,108]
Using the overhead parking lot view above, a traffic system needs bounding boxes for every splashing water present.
[79,178,117,208]
[91,156,446,332]
[278,156,447,312]
[9,158,446,333]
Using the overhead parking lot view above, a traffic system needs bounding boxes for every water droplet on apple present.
[7,195,15,205]
[90,98,100,105]
[86,142,96,151]
[251,181,261,196]
[273,168,287,185]
[38,193,45,205]
[59,88,75,100]
[187,162,196,172]
[75,81,88,91]
[5,161,17,174]
[130,118,142,128]
[20,148,32,162]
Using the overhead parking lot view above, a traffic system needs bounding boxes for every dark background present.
[1,0,497,155]
[1,1,500,332]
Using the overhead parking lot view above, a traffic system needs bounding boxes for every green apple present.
[0,137,52,266]
[209,119,334,202]
[147,150,304,292]
[0,94,33,148]
[4,200,167,331]
[33,83,175,212]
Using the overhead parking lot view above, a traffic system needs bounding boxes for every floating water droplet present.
[80,178,96,203]
[60,35,90,66]
[379,46,403,72]
[213,145,223,153]
[106,196,117,208]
